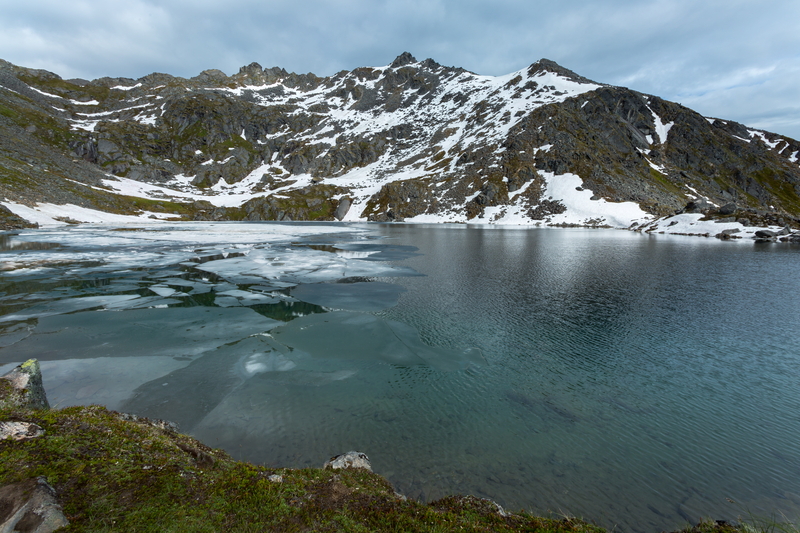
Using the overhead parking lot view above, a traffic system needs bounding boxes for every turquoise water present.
[1,224,799,531]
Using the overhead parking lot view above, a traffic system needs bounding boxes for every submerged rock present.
[0,477,69,532]
[0,359,49,410]
[323,451,372,472]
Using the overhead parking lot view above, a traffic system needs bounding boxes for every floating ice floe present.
[4,307,282,358]
[193,246,420,286]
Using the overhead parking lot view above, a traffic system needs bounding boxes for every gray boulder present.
[334,197,351,221]
[323,451,372,472]
[684,198,712,214]
[0,477,69,532]
[0,359,49,410]
[755,229,777,238]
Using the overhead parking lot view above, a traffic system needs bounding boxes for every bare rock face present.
[323,451,372,472]
[0,205,38,230]
[0,477,69,532]
[334,197,351,220]
[0,359,49,410]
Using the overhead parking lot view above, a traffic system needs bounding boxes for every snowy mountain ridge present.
[1,53,799,239]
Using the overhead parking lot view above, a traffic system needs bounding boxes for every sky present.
[2,0,799,139]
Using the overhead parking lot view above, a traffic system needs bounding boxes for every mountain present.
[1,53,800,233]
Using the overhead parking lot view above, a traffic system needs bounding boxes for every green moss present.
[123,196,190,213]
[0,405,615,532]
[0,103,18,119]
[751,168,800,212]
[16,73,112,102]
[19,359,39,372]
[649,168,683,194]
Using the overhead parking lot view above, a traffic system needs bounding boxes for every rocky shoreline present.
[0,360,766,532]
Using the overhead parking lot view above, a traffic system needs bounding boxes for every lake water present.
[2,223,800,532]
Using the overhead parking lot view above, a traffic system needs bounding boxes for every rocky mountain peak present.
[0,54,799,233]
[192,69,228,83]
[237,62,264,77]
[528,58,598,85]
[390,52,418,68]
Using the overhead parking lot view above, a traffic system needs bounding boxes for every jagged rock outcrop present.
[0,359,49,410]
[1,53,799,228]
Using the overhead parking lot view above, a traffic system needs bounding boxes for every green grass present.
[733,504,800,533]
[0,405,613,532]
[16,73,112,102]
[751,168,800,213]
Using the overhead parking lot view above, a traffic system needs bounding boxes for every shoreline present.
[1,360,755,532]
[2,211,799,244]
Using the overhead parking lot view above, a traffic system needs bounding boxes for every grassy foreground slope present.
[0,404,753,533]
[0,398,782,532]
[1,404,616,532]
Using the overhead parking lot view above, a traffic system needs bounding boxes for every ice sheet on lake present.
[0,323,35,348]
[213,296,242,307]
[40,356,192,411]
[120,335,297,430]
[149,285,177,297]
[240,351,297,375]
[216,290,279,305]
[0,223,370,274]
[271,311,485,371]
[310,243,423,262]
[290,282,406,311]
[0,295,142,323]
[194,247,420,285]
[0,307,282,363]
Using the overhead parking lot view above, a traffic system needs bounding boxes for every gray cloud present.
[2,0,799,138]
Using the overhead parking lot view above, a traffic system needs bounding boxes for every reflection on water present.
[0,234,61,251]
[1,223,800,532]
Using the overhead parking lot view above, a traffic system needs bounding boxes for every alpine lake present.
[1,222,799,532]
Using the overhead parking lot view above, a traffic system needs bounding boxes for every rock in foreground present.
[0,359,49,411]
[324,451,373,472]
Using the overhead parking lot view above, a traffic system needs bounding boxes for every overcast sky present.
[2,0,799,139]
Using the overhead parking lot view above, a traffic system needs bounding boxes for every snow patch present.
[748,130,780,149]
[639,213,779,241]
[28,87,60,98]
[540,172,651,228]
[648,106,674,144]
[111,83,142,91]
[0,201,173,226]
